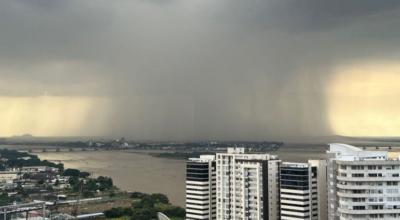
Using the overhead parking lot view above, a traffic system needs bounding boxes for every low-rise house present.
[0,171,19,184]
[21,166,59,173]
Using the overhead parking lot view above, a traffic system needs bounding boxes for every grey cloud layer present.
[1,0,400,140]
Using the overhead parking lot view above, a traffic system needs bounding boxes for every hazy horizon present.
[4,134,400,144]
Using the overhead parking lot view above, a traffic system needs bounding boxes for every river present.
[35,151,186,207]
[34,145,327,207]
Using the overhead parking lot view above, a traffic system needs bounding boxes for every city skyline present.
[186,144,400,220]
[2,1,400,219]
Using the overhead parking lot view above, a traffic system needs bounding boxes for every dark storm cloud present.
[0,0,400,140]
[269,0,400,30]
[209,0,400,32]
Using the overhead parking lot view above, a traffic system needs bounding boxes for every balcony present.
[338,208,400,215]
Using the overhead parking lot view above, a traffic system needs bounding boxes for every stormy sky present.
[1,0,400,140]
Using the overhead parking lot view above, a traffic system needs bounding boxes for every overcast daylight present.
[2,1,400,219]
[1,0,400,140]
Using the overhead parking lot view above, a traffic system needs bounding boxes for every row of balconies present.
[338,207,400,215]
[337,183,399,190]
[337,191,400,198]
[337,176,400,182]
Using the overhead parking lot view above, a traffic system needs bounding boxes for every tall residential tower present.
[280,160,327,220]
[327,143,400,220]
[216,148,281,220]
[186,155,217,220]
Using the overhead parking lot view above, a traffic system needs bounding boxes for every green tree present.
[163,206,185,218]
[104,207,133,218]
[150,193,169,204]
[131,209,156,220]
[79,171,90,178]
[0,193,11,206]
[63,168,81,177]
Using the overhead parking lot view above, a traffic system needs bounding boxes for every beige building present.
[0,171,19,184]
[216,148,281,220]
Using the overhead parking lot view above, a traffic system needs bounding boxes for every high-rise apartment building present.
[186,155,217,220]
[216,148,281,220]
[327,143,400,220]
[280,160,327,220]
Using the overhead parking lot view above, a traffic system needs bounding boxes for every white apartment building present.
[327,143,400,220]
[186,155,217,220]
[280,160,327,220]
[216,148,280,220]
[0,171,19,183]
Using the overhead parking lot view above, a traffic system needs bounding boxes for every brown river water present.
[35,151,186,206]
[34,145,327,207]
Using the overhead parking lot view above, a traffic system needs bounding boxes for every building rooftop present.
[327,143,396,161]
[217,147,279,160]
[227,147,245,154]
[281,162,309,168]
[188,155,215,162]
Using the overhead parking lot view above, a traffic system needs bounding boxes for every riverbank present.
[35,150,186,207]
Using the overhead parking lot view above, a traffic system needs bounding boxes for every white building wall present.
[0,172,19,183]
[186,155,216,220]
[267,160,280,220]
[327,143,400,220]
[309,160,328,220]
[216,148,280,220]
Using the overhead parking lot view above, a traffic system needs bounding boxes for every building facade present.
[280,160,327,220]
[0,171,19,184]
[328,143,400,220]
[186,155,217,220]
[216,148,281,220]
